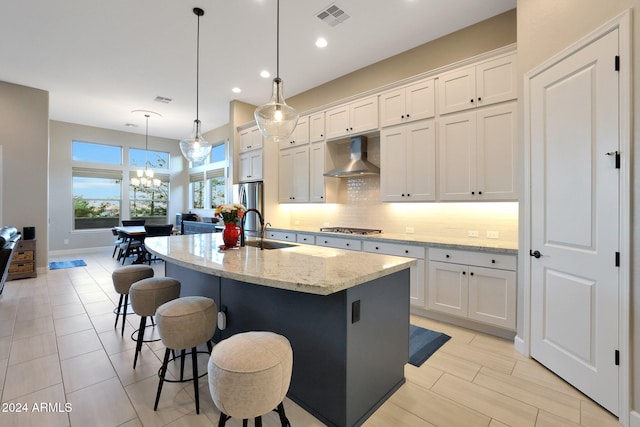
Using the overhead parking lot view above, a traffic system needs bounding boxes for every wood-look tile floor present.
[0,250,622,427]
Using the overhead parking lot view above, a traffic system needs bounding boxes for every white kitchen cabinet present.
[438,53,517,115]
[309,141,333,203]
[362,241,426,307]
[380,119,436,202]
[309,112,326,142]
[278,145,309,203]
[238,125,263,153]
[325,96,379,140]
[238,150,263,182]
[428,248,516,330]
[379,79,435,127]
[316,236,362,251]
[438,102,517,201]
[296,233,316,245]
[279,115,309,150]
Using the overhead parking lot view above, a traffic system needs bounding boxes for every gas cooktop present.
[319,227,382,235]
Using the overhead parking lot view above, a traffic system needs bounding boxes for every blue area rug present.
[409,324,451,367]
[49,260,87,270]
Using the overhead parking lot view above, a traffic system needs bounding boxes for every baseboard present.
[630,410,640,427]
[514,335,527,356]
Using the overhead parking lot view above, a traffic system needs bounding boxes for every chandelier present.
[131,113,161,188]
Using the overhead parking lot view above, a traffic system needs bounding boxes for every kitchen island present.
[145,233,416,427]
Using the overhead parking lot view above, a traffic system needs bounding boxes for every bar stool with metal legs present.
[129,277,181,369]
[111,264,154,336]
[208,331,293,427]
[154,296,217,414]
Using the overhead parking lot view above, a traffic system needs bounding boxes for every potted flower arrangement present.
[215,203,246,248]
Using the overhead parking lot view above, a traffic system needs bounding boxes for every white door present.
[530,29,619,415]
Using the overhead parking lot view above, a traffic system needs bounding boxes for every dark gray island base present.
[165,262,410,427]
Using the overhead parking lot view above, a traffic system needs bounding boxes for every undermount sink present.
[244,240,298,250]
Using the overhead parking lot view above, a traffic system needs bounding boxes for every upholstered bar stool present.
[129,277,181,369]
[208,331,293,427]
[154,296,217,414]
[112,264,154,336]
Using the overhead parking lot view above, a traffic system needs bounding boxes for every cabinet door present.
[380,127,408,202]
[291,146,309,202]
[438,66,476,115]
[309,142,326,202]
[427,261,468,317]
[238,128,252,152]
[280,115,309,149]
[476,54,517,107]
[278,149,294,203]
[405,79,435,122]
[379,88,406,128]
[249,151,263,181]
[468,266,516,329]
[350,96,379,135]
[438,112,476,200]
[476,102,517,200]
[325,104,350,140]
[250,126,264,150]
[309,112,325,142]
[406,119,436,201]
[238,151,262,182]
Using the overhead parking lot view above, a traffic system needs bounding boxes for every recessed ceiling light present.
[232,87,242,94]
[315,37,328,48]
[260,70,271,79]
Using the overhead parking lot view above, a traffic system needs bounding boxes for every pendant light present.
[132,114,161,188]
[254,0,299,142]
[179,7,212,163]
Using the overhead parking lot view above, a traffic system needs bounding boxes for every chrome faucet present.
[240,208,265,249]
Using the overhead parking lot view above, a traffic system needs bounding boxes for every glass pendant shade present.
[255,77,299,143]
[180,119,212,163]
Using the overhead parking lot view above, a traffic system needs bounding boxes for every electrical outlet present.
[405,227,415,234]
[486,231,500,239]
[467,230,479,237]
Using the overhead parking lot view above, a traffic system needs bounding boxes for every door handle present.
[529,250,542,259]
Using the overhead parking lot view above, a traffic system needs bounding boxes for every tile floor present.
[0,249,623,427]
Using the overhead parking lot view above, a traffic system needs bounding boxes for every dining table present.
[113,226,148,264]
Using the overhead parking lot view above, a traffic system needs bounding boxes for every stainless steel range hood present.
[323,136,380,178]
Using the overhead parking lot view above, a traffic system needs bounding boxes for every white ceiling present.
[0,0,515,140]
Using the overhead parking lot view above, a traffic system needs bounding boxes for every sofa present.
[0,227,21,294]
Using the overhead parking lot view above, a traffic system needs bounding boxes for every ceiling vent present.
[154,96,172,104]
[316,4,350,27]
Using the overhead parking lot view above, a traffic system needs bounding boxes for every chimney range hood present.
[323,136,380,178]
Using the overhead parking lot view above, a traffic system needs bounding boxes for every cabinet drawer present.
[429,248,515,271]
[12,251,34,262]
[362,241,425,259]
[265,231,296,242]
[296,234,316,245]
[316,236,362,251]
[9,263,34,274]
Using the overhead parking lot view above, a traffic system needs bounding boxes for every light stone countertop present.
[144,233,417,296]
[271,226,518,254]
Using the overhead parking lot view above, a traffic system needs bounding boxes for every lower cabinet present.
[427,248,516,330]
[8,239,37,280]
[316,236,362,251]
[265,230,296,242]
[362,241,425,307]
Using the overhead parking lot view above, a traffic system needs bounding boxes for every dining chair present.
[122,219,146,226]
[142,224,174,264]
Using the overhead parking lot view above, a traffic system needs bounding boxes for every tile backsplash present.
[275,173,518,243]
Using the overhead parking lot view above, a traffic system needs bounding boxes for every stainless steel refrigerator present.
[233,181,264,237]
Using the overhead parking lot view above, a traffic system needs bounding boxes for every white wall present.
[49,120,185,251]
[0,81,49,269]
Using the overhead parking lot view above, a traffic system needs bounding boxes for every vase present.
[222,223,239,248]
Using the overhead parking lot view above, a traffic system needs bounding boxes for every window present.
[73,168,122,230]
[129,173,169,224]
[73,141,122,164]
[130,148,170,169]
[208,169,226,209]
[190,172,205,209]
[189,143,226,168]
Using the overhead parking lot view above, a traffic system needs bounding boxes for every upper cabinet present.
[438,102,517,201]
[309,112,326,143]
[380,120,436,202]
[238,125,263,153]
[438,53,517,115]
[279,115,309,150]
[238,150,263,183]
[278,145,309,203]
[379,79,435,127]
[325,96,379,140]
